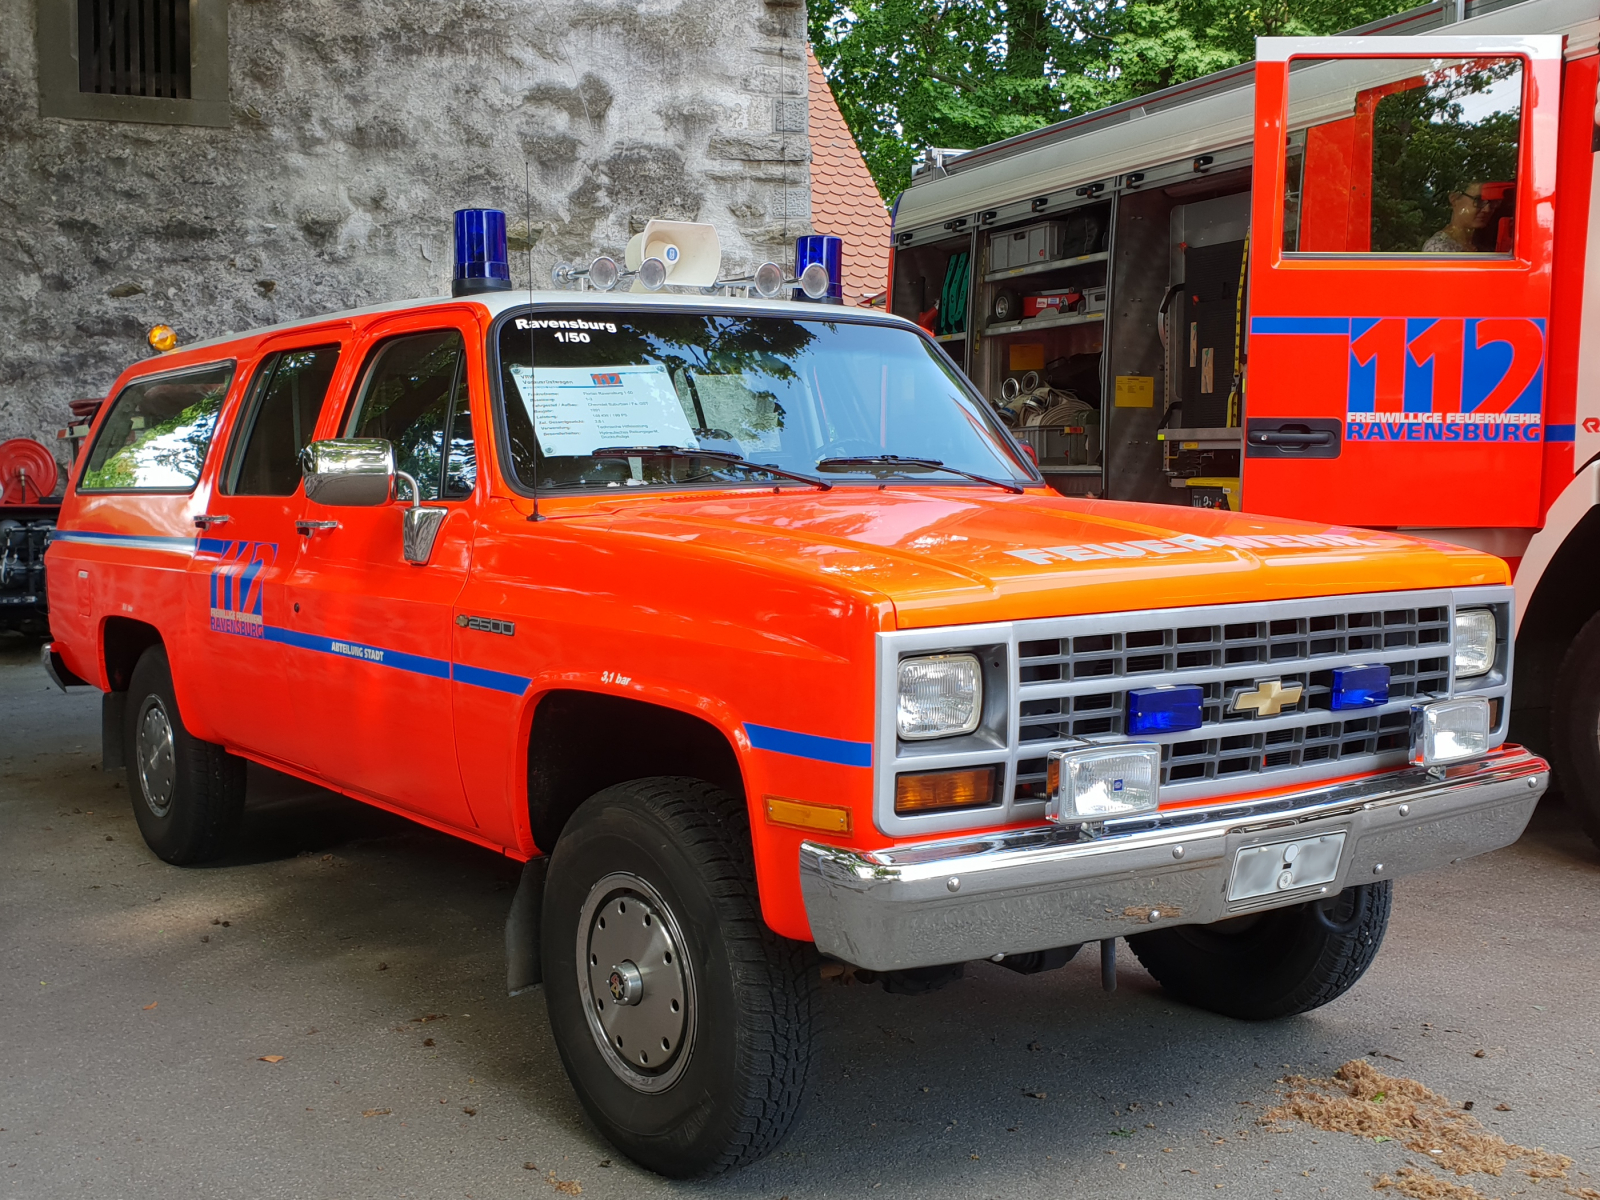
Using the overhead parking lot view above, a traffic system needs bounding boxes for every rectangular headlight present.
[1045,743,1161,823]
[1410,698,1491,767]
[1454,608,1496,679]
[897,653,982,740]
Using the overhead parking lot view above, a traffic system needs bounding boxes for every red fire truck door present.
[1243,35,1563,529]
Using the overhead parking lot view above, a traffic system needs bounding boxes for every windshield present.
[493,309,1034,491]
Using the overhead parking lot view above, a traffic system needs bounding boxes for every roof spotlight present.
[587,255,620,292]
[799,262,831,300]
[636,256,669,292]
[752,261,785,299]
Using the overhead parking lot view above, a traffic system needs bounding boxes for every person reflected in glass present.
[1422,182,1494,252]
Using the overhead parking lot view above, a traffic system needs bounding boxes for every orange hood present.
[561,488,1508,629]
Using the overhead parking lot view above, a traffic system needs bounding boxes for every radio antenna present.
[524,161,543,522]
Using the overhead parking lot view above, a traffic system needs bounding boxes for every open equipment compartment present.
[974,195,1111,496]
[891,223,976,371]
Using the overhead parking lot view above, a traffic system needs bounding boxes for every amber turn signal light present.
[894,766,998,815]
[766,795,852,835]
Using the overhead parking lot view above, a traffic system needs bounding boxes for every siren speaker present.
[625,220,722,290]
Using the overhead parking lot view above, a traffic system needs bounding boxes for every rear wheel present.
[540,778,816,1178]
[1550,611,1600,844]
[1126,882,1391,1020]
[124,645,246,864]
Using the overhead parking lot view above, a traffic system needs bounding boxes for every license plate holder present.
[1228,832,1347,902]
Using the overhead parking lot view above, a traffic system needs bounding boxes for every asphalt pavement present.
[3,633,1598,1200]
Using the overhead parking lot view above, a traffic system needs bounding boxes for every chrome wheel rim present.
[576,871,695,1093]
[135,696,177,818]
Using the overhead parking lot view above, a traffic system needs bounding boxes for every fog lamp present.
[1409,697,1491,768]
[1045,743,1161,823]
[896,653,982,740]
[894,766,997,814]
[1453,608,1496,679]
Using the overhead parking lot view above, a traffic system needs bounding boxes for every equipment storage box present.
[990,222,1067,270]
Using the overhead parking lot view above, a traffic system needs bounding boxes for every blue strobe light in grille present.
[1331,664,1390,710]
[1127,685,1204,734]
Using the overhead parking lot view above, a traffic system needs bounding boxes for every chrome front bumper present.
[799,746,1547,971]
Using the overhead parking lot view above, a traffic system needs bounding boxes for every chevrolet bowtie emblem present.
[1230,679,1303,717]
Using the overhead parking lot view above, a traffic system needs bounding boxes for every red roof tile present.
[808,48,891,307]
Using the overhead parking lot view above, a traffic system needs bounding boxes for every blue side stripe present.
[264,625,451,679]
[51,529,197,553]
[1545,424,1576,442]
[1249,317,1351,336]
[745,722,873,768]
[452,661,534,695]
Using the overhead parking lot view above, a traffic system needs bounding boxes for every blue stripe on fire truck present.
[744,723,873,768]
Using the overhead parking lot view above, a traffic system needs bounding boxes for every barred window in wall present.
[78,0,191,99]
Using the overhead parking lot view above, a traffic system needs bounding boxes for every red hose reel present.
[0,438,59,505]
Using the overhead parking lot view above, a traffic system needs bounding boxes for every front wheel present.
[1126,881,1392,1020]
[1551,611,1600,845]
[124,644,246,864]
[540,778,816,1178]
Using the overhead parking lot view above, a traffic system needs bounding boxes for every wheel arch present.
[525,689,747,852]
[1511,472,1600,756]
[101,615,165,693]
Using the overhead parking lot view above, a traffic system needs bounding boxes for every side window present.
[79,361,234,491]
[1284,56,1523,256]
[345,331,475,501]
[225,344,342,496]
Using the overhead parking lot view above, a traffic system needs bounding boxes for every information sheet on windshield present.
[508,364,694,457]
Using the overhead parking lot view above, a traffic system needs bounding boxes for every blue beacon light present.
[795,234,843,303]
[452,208,512,297]
[1127,685,1204,735]
[1330,664,1390,711]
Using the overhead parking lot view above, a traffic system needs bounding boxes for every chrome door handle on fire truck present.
[192,514,231,529]
[295,519,340,535]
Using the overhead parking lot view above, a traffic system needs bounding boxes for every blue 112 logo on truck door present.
[209,541,277,637]
[1344,317,1545,443]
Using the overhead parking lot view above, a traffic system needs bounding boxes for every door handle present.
[1248,430,1333,447]
[193,514,231,529]
[295,519,340,535]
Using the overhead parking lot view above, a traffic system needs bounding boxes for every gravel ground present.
[3,633,1598,1200]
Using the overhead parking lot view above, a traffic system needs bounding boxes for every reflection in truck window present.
[345,331,474,500]
[1284,56,1521,256]
[79,362,235,491]
[226,344,341,496]
[495,312,1031,492]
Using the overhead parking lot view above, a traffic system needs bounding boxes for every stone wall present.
[0,0,813,477]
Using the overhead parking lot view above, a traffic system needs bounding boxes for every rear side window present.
[345,331,475,500]
[225,345,342,495]
[79,362,235,491]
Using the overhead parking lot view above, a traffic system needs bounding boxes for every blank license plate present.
[1228,832,1347,902]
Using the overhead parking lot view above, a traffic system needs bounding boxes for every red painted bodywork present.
[47,297,1509,942]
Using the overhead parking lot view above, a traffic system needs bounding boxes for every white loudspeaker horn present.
[624,220,722,290]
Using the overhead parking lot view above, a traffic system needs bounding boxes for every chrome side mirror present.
[302,439,396,507]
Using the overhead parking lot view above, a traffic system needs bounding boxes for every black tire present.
[1126,881,1392,1020]
[1551,611,1600,844]
[992,288,1020,322]
[124,644,246,864]
[540,778,816,1178]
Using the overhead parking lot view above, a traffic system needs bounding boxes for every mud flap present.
[102,691,126,772]
[505,855,548,996]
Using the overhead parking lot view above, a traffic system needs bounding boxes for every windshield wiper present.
[814,454,1025,495]
[591,445,832,491]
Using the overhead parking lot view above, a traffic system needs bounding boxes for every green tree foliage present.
[809,0,1423,200]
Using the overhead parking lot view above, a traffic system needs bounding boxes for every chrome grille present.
[1012,603,1452,798]
[872,587,1512,838]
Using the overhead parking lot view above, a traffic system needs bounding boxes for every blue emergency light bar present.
[453,208,512,296]
[1126,685,1204,734]
[795,234,843,304]
[1331,664,1390,710]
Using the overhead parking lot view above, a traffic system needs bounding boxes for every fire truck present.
[886,0,1600,842]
